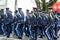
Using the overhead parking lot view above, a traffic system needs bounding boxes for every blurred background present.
[0,0,60,15]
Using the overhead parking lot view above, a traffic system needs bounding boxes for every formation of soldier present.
[0,7,60,40]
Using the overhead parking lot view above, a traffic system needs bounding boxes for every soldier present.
[40,11,48,36]
[5,8,13,38]
[49,11,57,40]
[25,9,30,37]
[0,10,3,35]
[45,13,51,40]
[12,10,18,36]
[29,11,38,40]
[1,9,8,36]
[37,10,43,38]
[15,8,24,39]
[55,11,60,40]
[45,11,57,40]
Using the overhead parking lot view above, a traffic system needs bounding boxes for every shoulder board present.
[39,14,42,18]
[50,13,53,18]
[55,15,58,19]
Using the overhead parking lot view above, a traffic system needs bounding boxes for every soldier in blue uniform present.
[0,10,3,35]
[49,12,57,40]
[55,12,60,40]
[29,11,38,40]
[5,8,13,38]
[37,11,43,38]
[13,10,18,36]
[40,11,48,37]
[0,9,5,35]
[15,8,24,39]
[45,13,52,40]
[45,11,57,40]
[1,9,8,36]
[25,10,30,37]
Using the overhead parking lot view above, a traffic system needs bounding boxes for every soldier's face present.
[18,8,22,11]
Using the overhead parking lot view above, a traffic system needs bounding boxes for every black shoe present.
[53,38,57,40]
[26,34,29,37]
[18,37,22,39]
[7,36,10,38]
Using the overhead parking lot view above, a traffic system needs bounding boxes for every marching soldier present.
[5,8,13,38]
[0,10,3,35]
[12,10,18,36]
[49,12,57,40]
[45,13,52,40]
[1,9,6,35]
[25,9,30,37]
[55,11,60,40]
[37,11,43,38]
[29,11,38,40]
[1,9,8,36]
[15,8,24,39]
[45,11,57,40]
[40,11,48,37]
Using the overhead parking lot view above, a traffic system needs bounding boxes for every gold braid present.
[31,12,36,18]
[14,13,17,18]
[55,15,58,19]
[39,14,42,18]
[50,13,53,18]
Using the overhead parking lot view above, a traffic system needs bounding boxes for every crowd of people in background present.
[0,7,60,40]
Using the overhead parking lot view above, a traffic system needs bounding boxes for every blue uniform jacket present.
[13,13,18,23]
[30,14,37,26]
[37,14,42,26]
[55,13,60,26]
[34,12,39,18]
[17,11,24,24]
[41,13,48,26]
[6,10,13,24]
[49,12,55,25]
[1,13,7,24]
[26,13,31,25]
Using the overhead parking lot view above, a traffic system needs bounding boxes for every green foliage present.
[41,0,57,12]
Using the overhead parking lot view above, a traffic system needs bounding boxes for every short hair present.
[6,8,9,10]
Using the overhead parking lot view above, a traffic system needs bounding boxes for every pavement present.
[0,34,60,40]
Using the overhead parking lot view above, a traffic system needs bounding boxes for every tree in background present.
[35,0,57,12]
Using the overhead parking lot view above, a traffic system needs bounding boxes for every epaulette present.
[55,15,58,19]
[50,13,53,18]
[17,12,21,16]
[39,14,42,18]
[14,13,17,18]
[32,12,36,18]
